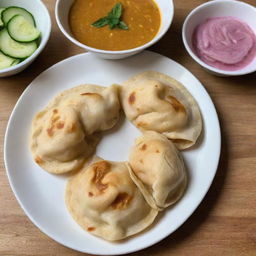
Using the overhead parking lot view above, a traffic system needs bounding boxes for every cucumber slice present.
[0,8,5,28]
[0,29,37,58]
[2,6,35,26]
[0,51,18,70]
[7,15,40,42]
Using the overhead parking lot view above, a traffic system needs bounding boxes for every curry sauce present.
[69,0,161,51]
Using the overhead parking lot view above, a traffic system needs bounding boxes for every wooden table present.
[0,0,255,255]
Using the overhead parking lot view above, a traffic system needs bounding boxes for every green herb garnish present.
[91,3,129,30]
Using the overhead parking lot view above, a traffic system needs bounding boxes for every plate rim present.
[4,51,221,255]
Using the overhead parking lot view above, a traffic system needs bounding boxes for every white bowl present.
[55,0,174,59]
[0,0,51,77]
[182,0,256,76]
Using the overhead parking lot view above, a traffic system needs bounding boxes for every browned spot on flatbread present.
[139,159,144,164]
[68,123,77,133]
[88,192,94,197]
[128,92,136,104]
[87,227,95,232]
[111,192,133,210]
[56,122,65,129]
[92,161,111,192]
[47,111,61,137]
[140,144,147,151]
[137,121,148,128]
[47,128,54,137]
[167,96,186,113]
[156,149,160,153]
[35,156,44,164]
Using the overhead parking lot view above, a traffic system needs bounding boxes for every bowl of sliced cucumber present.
[0,0,51,77]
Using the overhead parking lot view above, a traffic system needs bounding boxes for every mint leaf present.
[91,2,129,30]
[108,3,122,19]
[108,17,119,29]
[91,17,109,28]
[118,21,128,30]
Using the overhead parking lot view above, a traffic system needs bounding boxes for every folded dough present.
[45,84,120,135]
[30,84,120,174]
[120,71,202,150]
[65,159,158,241]
[30,105,99,174]
[128,131,187,210]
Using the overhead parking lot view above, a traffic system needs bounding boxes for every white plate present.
[4,51,221,255]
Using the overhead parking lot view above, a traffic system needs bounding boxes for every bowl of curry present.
[55,0,174,59]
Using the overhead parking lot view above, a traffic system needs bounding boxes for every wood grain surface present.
[0,0,255,255]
